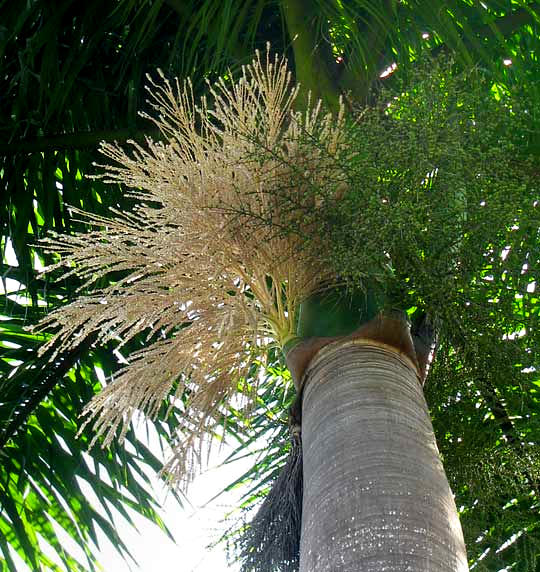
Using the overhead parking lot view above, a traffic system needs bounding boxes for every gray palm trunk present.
[299,340,468,571]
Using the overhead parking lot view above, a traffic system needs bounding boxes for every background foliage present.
[1,0,539,570]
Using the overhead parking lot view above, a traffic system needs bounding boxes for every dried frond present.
[34,50,347,487]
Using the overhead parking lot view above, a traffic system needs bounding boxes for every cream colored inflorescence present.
[34,50,346,487]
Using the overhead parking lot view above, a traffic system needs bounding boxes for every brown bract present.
[286,312,422,393]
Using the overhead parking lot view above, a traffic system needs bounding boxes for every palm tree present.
[1,1,539,570]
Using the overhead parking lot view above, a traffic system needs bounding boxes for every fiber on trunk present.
[300,340,468,572]
[239,432,303,572]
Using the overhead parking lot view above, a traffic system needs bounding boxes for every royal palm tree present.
[1,1,539,570]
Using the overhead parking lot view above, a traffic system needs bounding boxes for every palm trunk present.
[299,340,468,571]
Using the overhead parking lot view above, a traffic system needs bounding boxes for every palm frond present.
[0,300,182,571]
